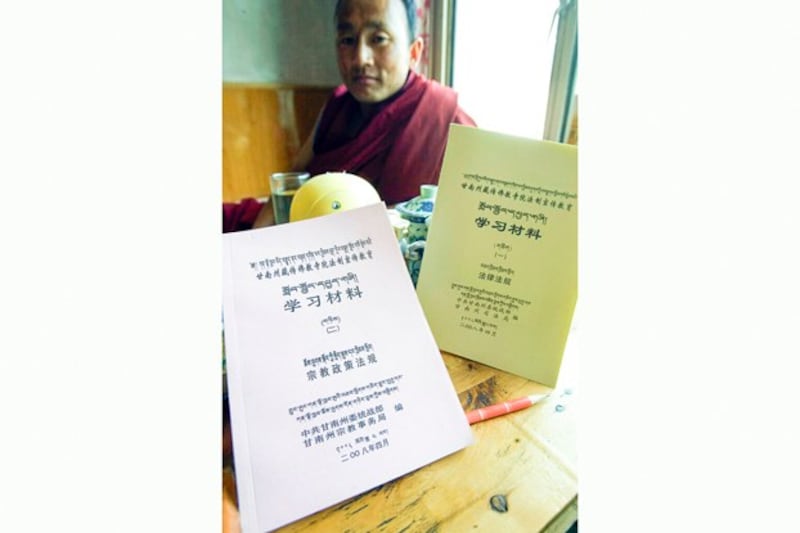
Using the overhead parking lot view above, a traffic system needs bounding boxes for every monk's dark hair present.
[334,0,418,44]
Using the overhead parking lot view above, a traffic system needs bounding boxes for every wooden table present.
[222,350,577,533]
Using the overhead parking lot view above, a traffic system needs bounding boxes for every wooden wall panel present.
[222,85,333,203]
[222,86,286,202]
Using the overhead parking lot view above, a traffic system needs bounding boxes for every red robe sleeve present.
[222,198,263,233]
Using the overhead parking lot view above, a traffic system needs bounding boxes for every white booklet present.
[222,203,473,532]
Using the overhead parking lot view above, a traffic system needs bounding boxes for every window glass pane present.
[452,0,560,139]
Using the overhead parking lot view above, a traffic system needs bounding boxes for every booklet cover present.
[222,203,473,533]
[416,125,578,387]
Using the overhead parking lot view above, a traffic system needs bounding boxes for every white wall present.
[223,0,341,86]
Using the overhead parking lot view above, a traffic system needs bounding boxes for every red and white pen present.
[465,393,550,425]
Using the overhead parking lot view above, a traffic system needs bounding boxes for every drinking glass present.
[269,171,310,224]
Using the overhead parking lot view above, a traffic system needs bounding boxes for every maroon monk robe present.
[222,198,263,233]
[306,71,476,205]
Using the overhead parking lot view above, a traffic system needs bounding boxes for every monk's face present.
[335,0,422,104]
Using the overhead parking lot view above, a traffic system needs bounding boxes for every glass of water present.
[269,171,310,224]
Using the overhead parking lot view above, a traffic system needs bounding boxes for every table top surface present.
[223,349,577,533]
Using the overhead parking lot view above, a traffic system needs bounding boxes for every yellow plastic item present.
[289,172,382,222]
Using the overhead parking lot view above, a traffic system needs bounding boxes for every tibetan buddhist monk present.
[293,0,476,205]
[223,0,475,231]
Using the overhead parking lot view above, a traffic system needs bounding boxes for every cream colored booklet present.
[222,203,472,533]
[416,125,577,387]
